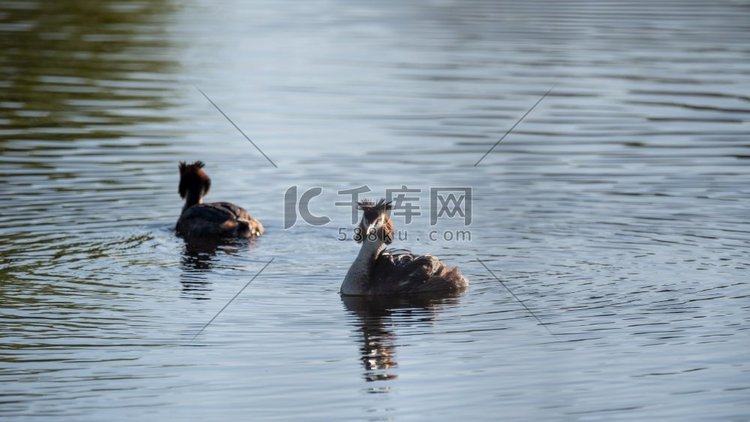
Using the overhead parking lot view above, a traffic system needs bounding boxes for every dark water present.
[1,0,749,420]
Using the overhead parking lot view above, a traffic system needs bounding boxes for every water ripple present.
[1,0,750,420]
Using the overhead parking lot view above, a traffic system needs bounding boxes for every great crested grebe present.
[341,199,469,296]
[175,161,263,238]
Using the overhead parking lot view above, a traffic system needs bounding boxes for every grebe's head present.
[178,161,211,199]
[356,199,394,244]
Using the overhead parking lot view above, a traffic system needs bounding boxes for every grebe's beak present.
[366,222,377,237]
[365,217,384,240]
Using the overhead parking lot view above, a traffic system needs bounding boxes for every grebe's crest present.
[178,161,211,198]
[356,199,394,244]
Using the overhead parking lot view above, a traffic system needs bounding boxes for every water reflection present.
[181,237,223,271]
[179,237,220,299]
[0,0,178,144]
[342,294,461,389]
[179,237,257,299]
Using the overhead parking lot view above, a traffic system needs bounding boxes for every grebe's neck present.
[341,239,385,295]
[182,189,204,213]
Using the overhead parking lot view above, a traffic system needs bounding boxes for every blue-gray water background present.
[1,0,749,420]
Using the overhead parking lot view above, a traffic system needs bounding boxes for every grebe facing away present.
[175,161,263,238]
[341,199,468,296]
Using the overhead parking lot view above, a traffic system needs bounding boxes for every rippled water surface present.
[2,0,749,420]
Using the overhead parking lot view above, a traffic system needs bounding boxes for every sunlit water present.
[1,0,749,420]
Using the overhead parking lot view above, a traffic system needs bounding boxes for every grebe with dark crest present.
[176,161,264,238]
[341,199,468,296]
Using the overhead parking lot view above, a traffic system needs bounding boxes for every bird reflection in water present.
[341,294,461,390]
[179,237,256,299]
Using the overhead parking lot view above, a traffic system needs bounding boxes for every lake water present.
[1,0,749,420]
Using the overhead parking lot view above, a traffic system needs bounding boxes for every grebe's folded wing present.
[373,249,468,294]
[373,249,441,286]
[211,202,252,220]
[180,203,235,223]
[380,249,415,264]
